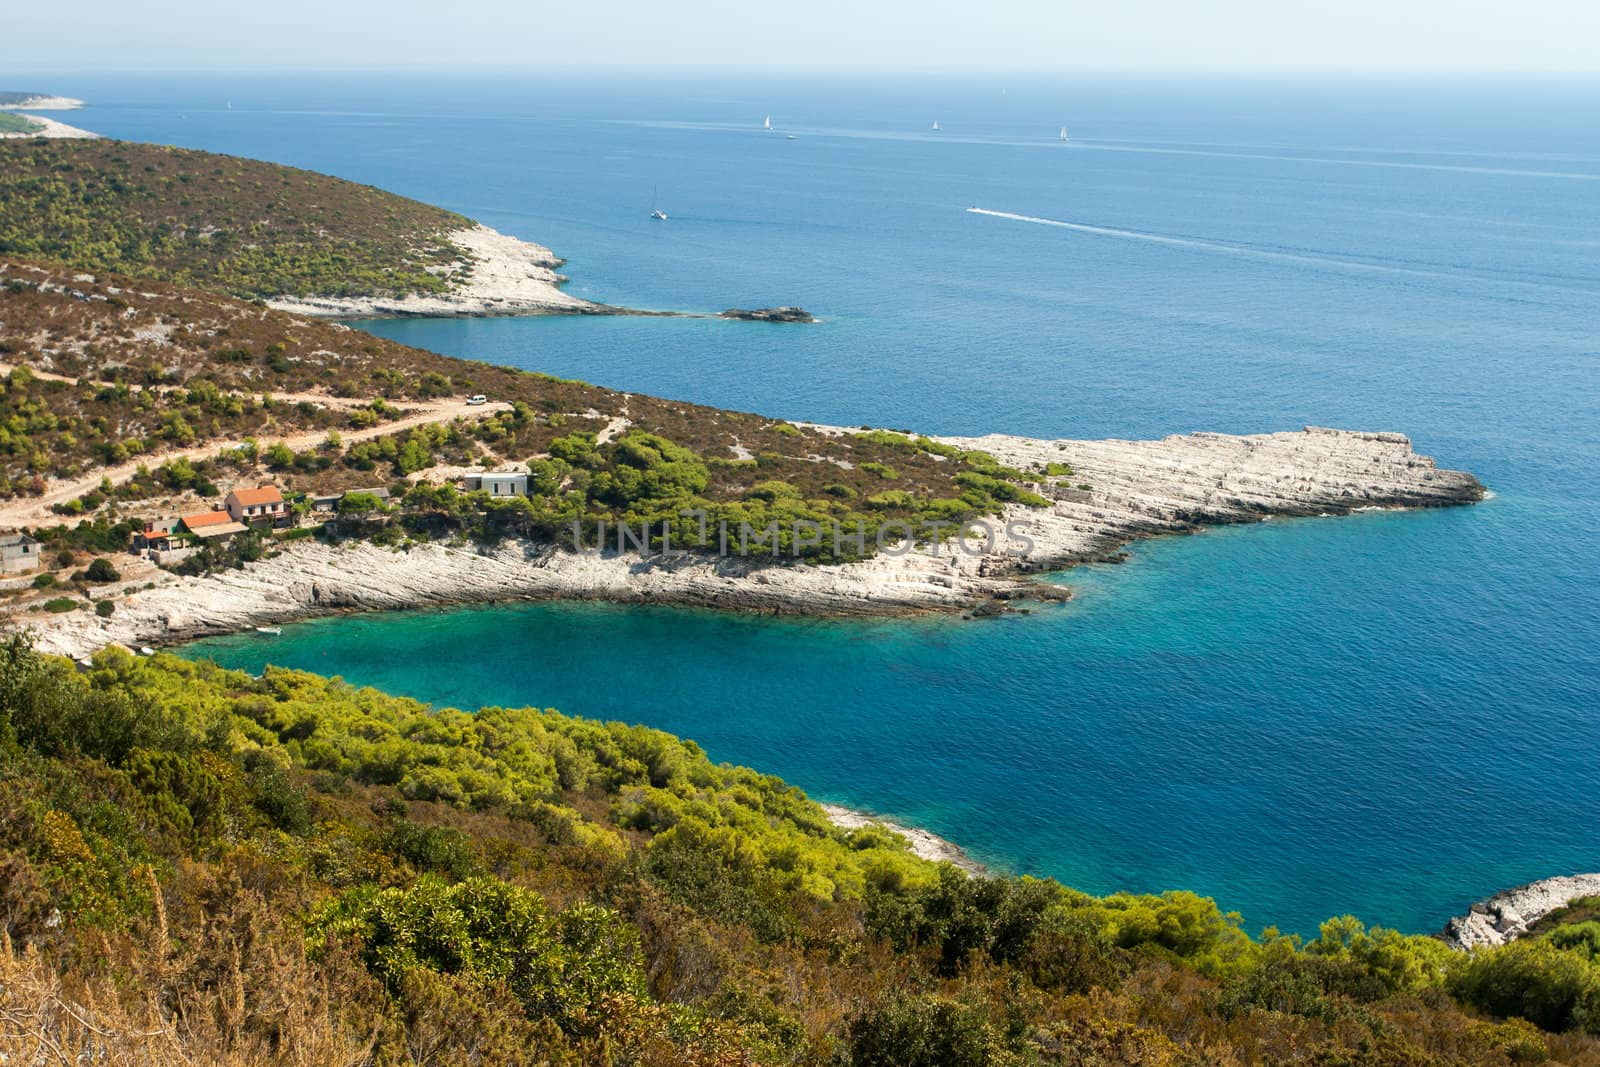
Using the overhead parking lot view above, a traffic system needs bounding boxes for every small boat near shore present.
[255,626,282,636]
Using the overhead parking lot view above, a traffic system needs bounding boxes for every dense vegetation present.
[0,113,42,134]
[0,140,472,298]
[2,260,1067,561]
[0,637,1596,1063]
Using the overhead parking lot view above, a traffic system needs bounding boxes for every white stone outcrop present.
[265,225,605,318]
[1443,875,1600,950]
[940,426,1482,570]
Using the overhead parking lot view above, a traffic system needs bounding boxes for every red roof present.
[181,510,233,529]
[229,485,284,506]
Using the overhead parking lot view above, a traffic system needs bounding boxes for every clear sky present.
[5,0,1597,73]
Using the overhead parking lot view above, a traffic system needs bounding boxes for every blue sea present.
[44,71,1599,936]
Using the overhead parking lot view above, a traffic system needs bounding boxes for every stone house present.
[0,531,41,574]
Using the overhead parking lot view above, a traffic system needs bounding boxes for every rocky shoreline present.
[821,804,986,874]
[0,95,86,110]
[265,224,615,319]
[1443,874,1600,950]
[262,225,818,322]
[0,115,100,140]
[15,426,1482,660]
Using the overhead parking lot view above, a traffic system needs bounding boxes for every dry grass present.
[0,933,379,1065]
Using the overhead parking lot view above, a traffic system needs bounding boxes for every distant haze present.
[5,0,1599,72]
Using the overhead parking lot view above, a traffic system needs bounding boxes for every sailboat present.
[931,120,941,132]
[649,186,667,221]
[763,114,772,131]
[226,100,233,111]
[1058,126,1069,142]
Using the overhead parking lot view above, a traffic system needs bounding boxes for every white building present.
[461,472,529,498]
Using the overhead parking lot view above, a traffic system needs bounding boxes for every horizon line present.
[6,63,1600,78]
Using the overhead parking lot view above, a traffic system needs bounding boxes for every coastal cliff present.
[23,426,1482,659]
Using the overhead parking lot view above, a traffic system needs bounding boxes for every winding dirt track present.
[0,363,509,527]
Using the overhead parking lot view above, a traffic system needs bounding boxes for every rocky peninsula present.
[0,94,86,110]
[22,426,1481,660]
[265,224,615,319]
[264,230,817,322]
[0,116,99,140]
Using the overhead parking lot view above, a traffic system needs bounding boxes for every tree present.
[85,558,121,583]
[336,492,385,517]
[265,442,295,469]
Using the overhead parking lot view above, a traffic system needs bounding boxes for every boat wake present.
[965,207,1588,294]
[1075,141,1600,182]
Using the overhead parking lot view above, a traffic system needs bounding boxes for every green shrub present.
[242,749,311,835]
[847,993,1003,1067]
[381,820,479,880]
[85,557,120,582]
[1450,940,1600,1033]
[43,597,79,613]
[1547,921,1600,961]
[95,600,114,618]
[336,491,386,516]
[308,876,647,1031]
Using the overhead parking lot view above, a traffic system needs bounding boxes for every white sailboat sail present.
[1058,126,1068,141]
[932,120,941,132]
[763,114,772,130]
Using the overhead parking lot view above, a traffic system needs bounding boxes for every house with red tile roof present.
[135,510,248,563]
[178,509,250,540]
[225,484,289,527]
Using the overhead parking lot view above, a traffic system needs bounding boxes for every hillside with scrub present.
[0,258,1060,574]
[0,636,1597,1064]
[0,139,474,300]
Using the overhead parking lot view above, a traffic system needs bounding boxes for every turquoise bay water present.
[52,72,1600,935]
